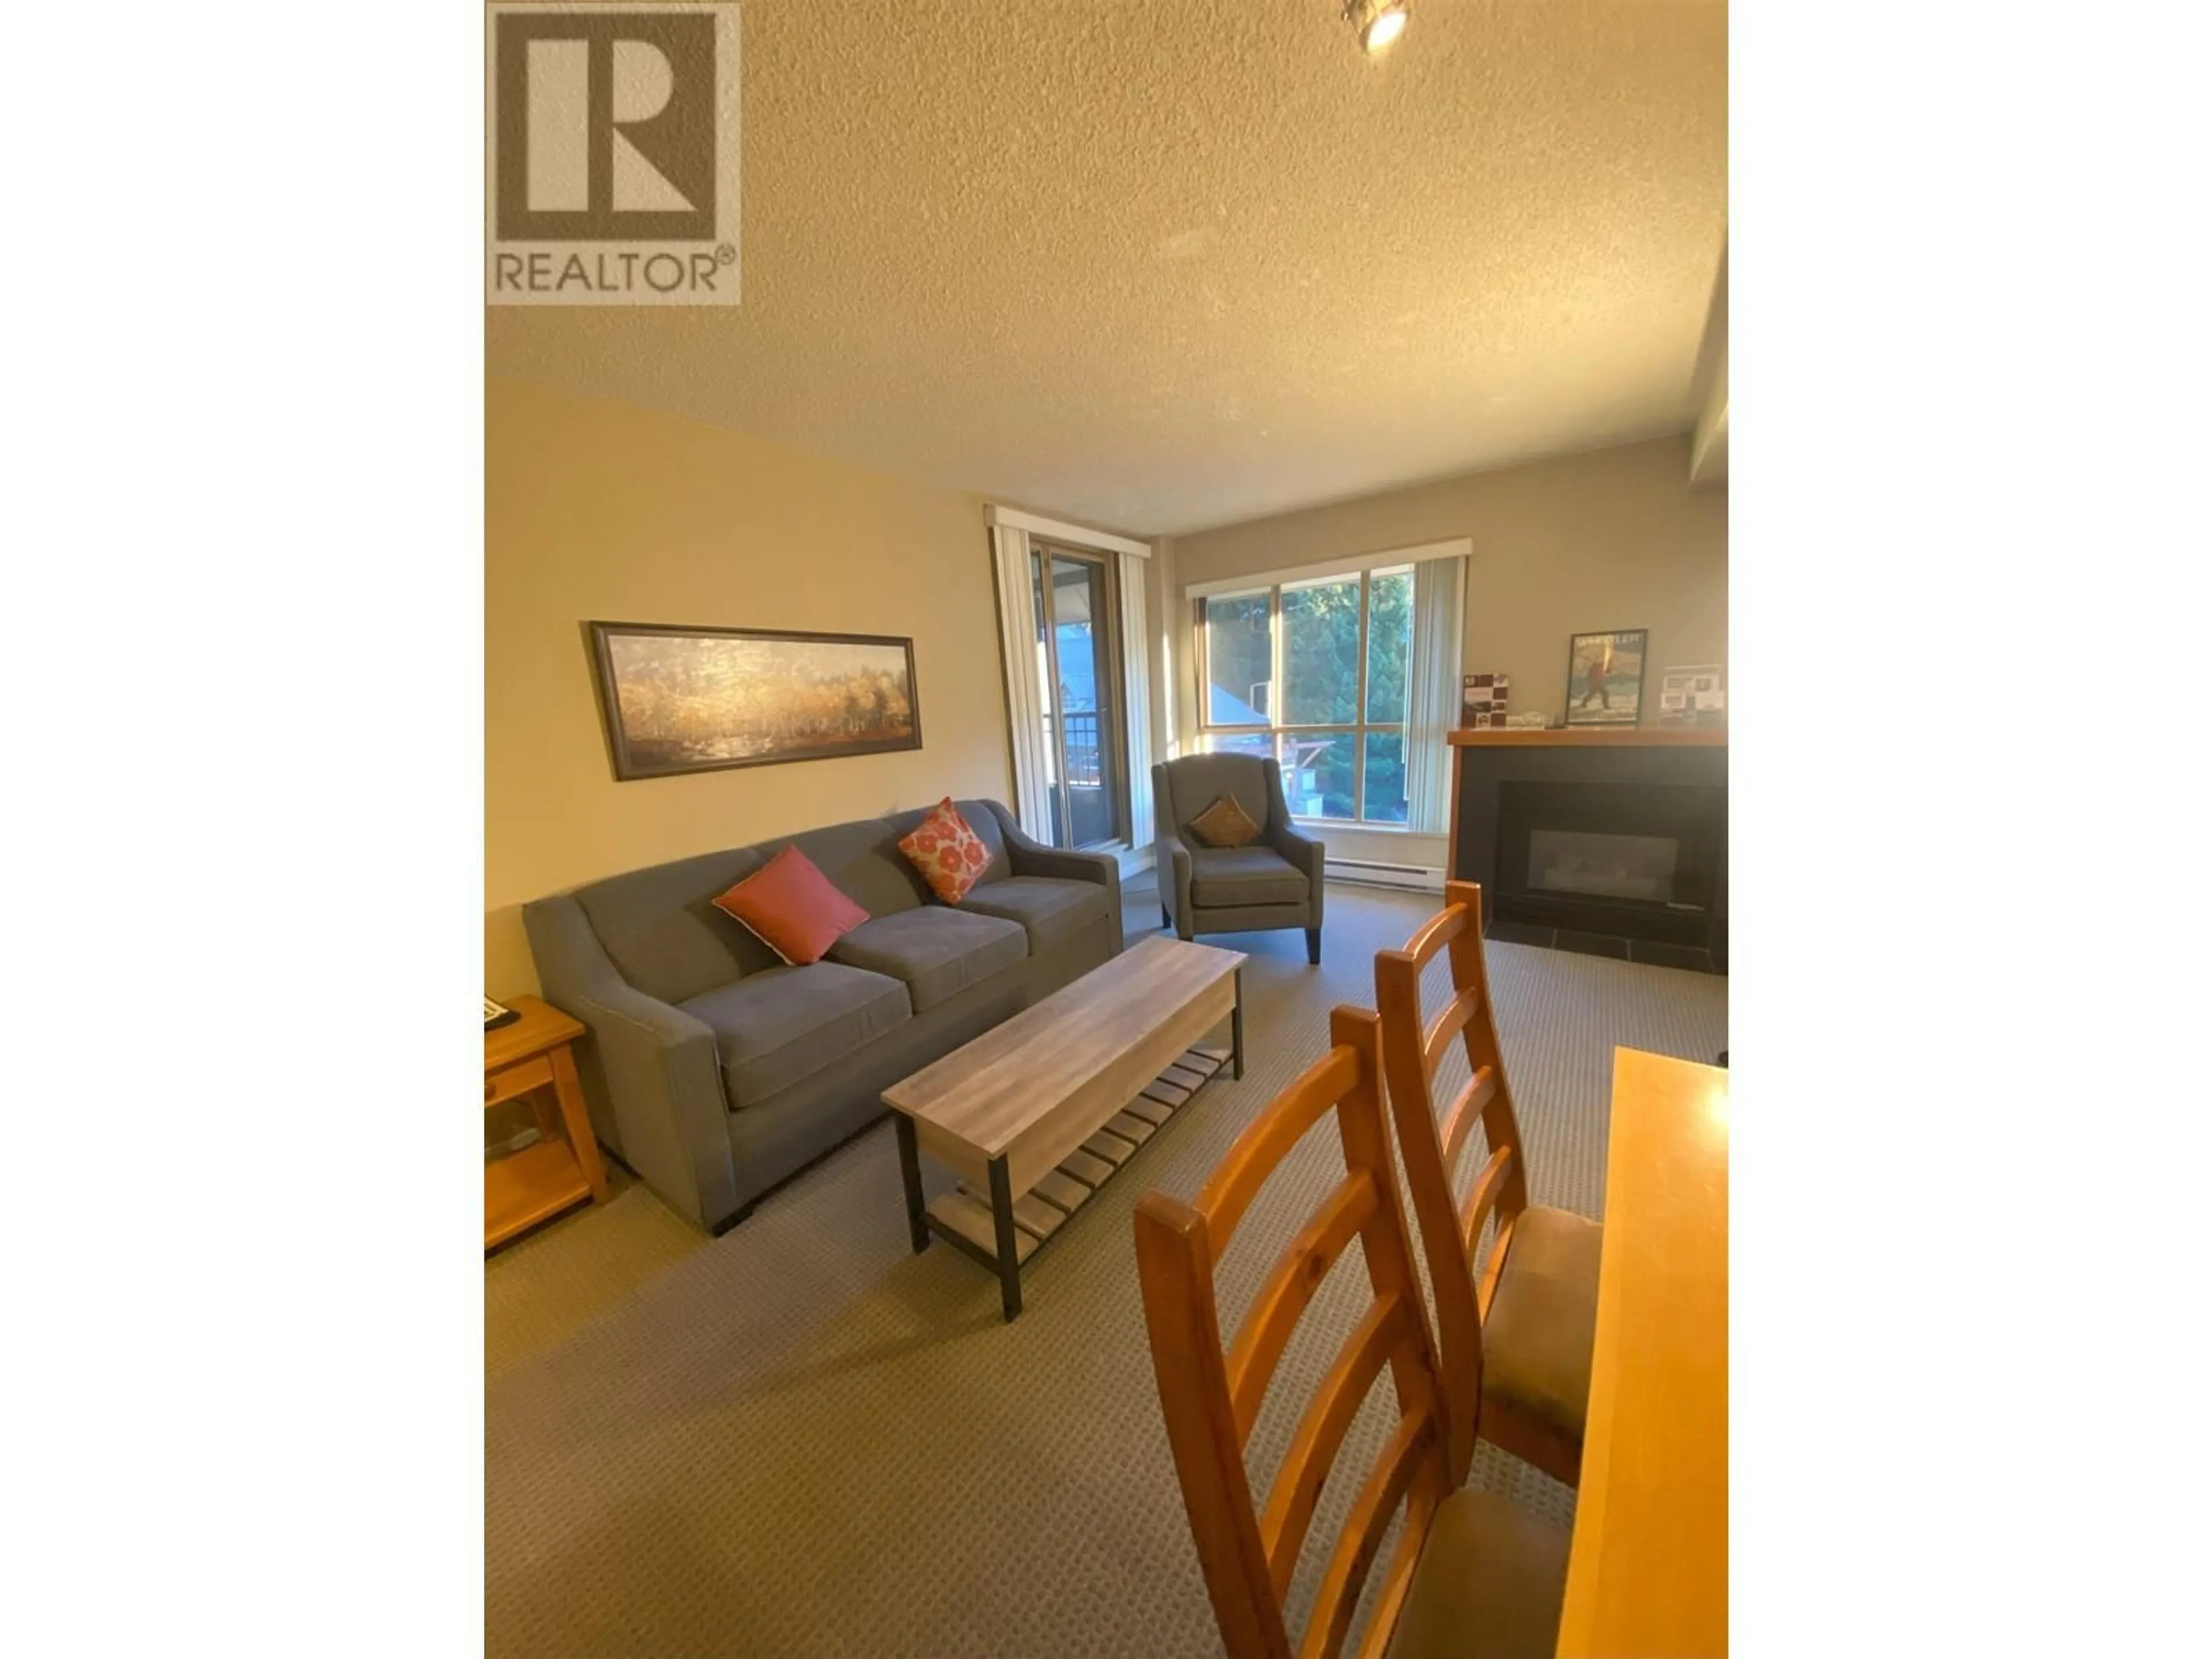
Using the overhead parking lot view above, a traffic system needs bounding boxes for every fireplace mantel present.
[1448,728,1727,749]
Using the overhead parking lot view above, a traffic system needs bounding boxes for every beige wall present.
[485,390,1717,987]
[1168,434,1728,867]
[486,380,1013,997]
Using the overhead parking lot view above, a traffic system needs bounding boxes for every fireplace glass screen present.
[1526,830,1679,903]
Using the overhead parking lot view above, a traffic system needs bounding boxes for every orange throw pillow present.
[713,846,868,965]
[899,798,991,904]
[1189,794,1263,849]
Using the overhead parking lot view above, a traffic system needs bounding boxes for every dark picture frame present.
[1563,628,1649,727]
[586,620,923,781]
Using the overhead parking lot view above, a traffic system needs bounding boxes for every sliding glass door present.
[1031,546,1128,850]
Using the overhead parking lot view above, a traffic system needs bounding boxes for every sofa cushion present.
[1189,845,1310,908]
[1480,1205,1603,1456]
[712,846,869,965]
[571,845,780,1006]
[757,817,934,918]
[958,877,1111,952]
[681,963,912,1107]
[827,907,1028,1013]
[897,797,993,904]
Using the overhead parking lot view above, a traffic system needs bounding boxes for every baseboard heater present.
[1324,858,1444,894]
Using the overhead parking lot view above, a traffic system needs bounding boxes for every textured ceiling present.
[487,0,1728,536]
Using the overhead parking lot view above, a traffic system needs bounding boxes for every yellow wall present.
[486,391,1718,986]
[1165,434,1727,865]
[486,380,1013,996]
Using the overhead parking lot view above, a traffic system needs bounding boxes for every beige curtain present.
[988,522,1054,841]
[1116,550,1154,852]
[1404,553,1466,835]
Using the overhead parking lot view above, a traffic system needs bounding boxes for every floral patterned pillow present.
[898,798,992,903]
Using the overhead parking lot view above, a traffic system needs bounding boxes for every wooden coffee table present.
[882,935,1247,1319]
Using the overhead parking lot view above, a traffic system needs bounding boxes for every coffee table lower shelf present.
[906,1041,1232,1319]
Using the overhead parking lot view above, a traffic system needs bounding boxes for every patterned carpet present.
[486,882,1728,1658]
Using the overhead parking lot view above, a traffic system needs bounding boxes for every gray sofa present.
[522,800,1122,1233]
[1153,753,1327,964]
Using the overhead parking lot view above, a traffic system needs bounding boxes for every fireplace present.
[1527,829,1679,903]
[1494,782,1725,948]
[1449,730,1727,969]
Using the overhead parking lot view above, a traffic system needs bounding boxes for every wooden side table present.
[484,995,608,1249]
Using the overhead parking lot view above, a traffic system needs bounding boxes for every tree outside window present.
[1196,566,1413,825]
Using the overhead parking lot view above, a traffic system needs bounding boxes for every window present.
[1202,592,1272,725]
[1194,566,1414,824]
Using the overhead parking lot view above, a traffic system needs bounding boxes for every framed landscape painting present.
[587,622,922,781]
[1563,628,1648,726]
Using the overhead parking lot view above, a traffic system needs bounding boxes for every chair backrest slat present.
[1300,1406,1448,1659]
[1227,1170,1380,1442]
[1135,1191,1278,1654]
[1374,880,1531,1486]
[1419,983,1483,1077]
[1136,1007,1453,1659]
[1475,1214,1519,1320]
[1258,1289,1422,1597]
[1437,1063,1498,1174]
[1458,1142,1514,1261]
[1394,897,1471,973]
[1198,1045,1362,1246]
[1358,1485,1437,1659]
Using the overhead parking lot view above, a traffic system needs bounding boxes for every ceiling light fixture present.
[1347,1,1410,56]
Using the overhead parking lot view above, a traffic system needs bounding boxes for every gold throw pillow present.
[1189,794,1263,849]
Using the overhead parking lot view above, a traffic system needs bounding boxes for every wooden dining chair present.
[1373,881,1602,1491]
[1134,1007,1567,1659]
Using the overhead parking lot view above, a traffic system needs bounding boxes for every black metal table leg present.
[988,1156,1022,1321]
[895,1112,928,1254]
[1232,967,1245,1080]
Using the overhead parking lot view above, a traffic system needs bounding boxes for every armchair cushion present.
[957,876,1112,950]
[1188,846,1310,908]
[827,907,1027,1013]
[680,963,912,1106]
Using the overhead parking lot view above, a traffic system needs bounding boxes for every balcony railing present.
[1053,709,1102,787]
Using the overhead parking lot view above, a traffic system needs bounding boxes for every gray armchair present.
[1152,753,1326,964]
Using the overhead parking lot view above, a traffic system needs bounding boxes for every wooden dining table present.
[1556,1047,1729,1658]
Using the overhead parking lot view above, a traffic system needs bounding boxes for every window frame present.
[1193,564,1414,828]
[1032,538,1132,850]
